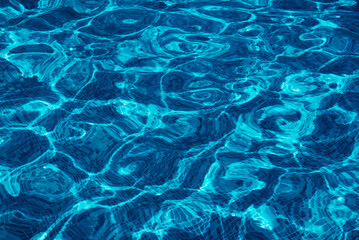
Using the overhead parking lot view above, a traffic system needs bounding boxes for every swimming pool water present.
[1,0,359,239]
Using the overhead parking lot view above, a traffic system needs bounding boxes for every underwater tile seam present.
[1,0,359,240]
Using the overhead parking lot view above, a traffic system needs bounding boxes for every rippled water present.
[1,0,359,239]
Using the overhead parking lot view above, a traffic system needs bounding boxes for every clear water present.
[1,0,359,239]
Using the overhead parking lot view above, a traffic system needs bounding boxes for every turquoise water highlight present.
[1,0,359,239]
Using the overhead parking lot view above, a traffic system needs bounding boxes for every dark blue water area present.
[1,0,359,239]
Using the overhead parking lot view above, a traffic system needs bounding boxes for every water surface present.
[1,0,359,239]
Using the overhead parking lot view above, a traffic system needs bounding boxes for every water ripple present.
[1,0,359,239]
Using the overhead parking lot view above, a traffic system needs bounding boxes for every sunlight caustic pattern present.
[1,0,359,239]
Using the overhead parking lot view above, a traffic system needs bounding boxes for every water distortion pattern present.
[1,0,359,239]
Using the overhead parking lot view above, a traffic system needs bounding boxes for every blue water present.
[1,0,359,239]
